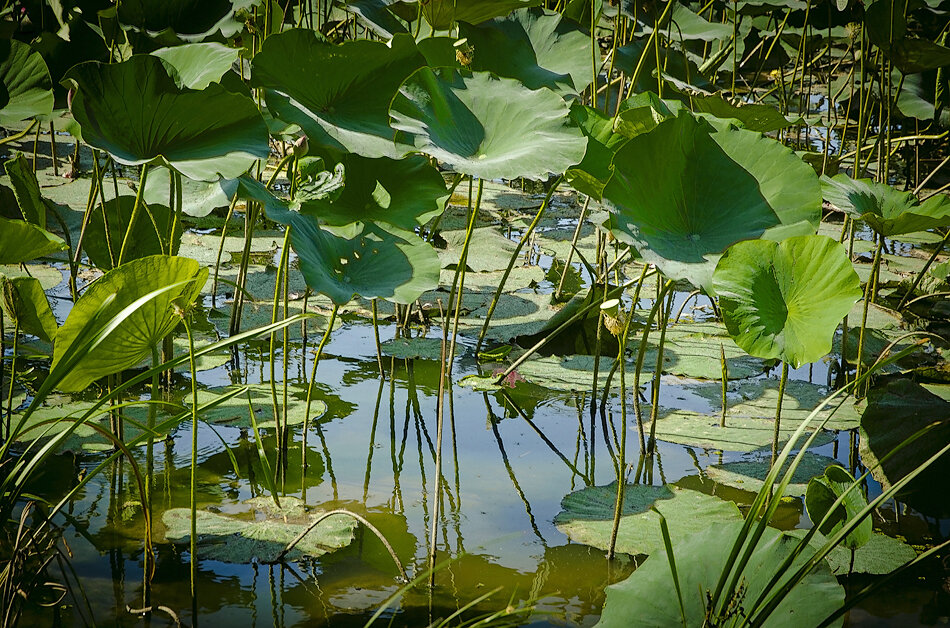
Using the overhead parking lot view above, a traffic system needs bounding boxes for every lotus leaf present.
[706,452,838,497]
[252,30,424,159]
[188,384,327,429]
[821,174,950,236]
[344,0,409,38]
[51,255,208,391]
[690,94,803,132]
[422,0,544,30]
[805,465,871,550]
[83,196,179,270]
[565,104,630,199]
[381,337,446,360]
[117,0,251,39]
[0,39,54,125]
[596,521,844,627]
[287,215,439,305]
[458,8,593,95]
[438,227,517,272]
[296,155,447,230]
[5,154,48,227]
[859,379,950,517]
[603,111,820,290]
[143,166,236,218]
[152,43,239,90]
[787,529,917,576]
[65,55,269,181]
[516,355,620,392]
[163,505,356,563]
[713,235,861,369]
[0,274,57,342]
[648,409,836,452]
[554,483,741,557]
[636,320,767,380]
[0,217,67,264]
[390,68,587,181]
[0,264,62,290]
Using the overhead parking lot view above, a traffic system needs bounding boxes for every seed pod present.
[600,298,626,337]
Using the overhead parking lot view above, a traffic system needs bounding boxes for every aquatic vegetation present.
[0,1,949,626]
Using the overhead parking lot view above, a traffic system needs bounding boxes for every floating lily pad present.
[162,503,356,563]
[517,354,621,392]
[381,337,446,360]
[706,452,839,497]
[650,409,836,453]
[189,383,327,429]
[787,529,917,576]
[0,263,63,290]
[597,521,844,627]
[438,228,518,272]
[636,320,767,380]
[554,483,741,557]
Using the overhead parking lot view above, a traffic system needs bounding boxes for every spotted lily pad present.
[162,503,356,563]
[554,483,741,557]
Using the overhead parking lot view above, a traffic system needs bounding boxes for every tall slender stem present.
[302,304,338,471]
[117,163,150,267]
[771,361,789,465]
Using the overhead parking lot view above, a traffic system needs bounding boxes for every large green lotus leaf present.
[83,196,180,270]
[821,174,950,236]
[603,111,820,290]
[117,0,251,39]
[288,215,439,305]
[422,0,544,29]
[805,465,871,550]
[188,383,327,429]
[296,154,447,230]
[51,255,208,392]
[565,104,630,199]
[554,483,741,557]
[787,529,917,576]
[859,379,950,518]
[345,0,409,38]
[458,8,593,95]
[163,503,356,563]
[0,217,67,264]
[690,94,803,132]
[65,55,269,181]
[706,452,838,497]
[644,4,732,41]
[0,274,57,342]
[390,67,587,181]
[596,521,844,627]
[152,42,239,90]
[252,30,424,159]
[713,235,861,369]
[0,39,54,125]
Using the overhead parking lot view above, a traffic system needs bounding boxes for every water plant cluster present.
[1,0,949,626]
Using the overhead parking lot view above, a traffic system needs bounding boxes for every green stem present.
[475,177,561,356]
[269,226,292,474]
[0,120,37,148]
[647,288,674,455]
[854,236,883,389]
[771,361,789,465]
[635,279,674,453]
[5,320,18,444]
[117,163,150,267]
[182,315,199,610]
[303,304,338,471]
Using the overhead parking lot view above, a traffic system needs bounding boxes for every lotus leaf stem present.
[555,195,590,302]
[117,163,150,266]
[854,236,883,390]
[303,304,338,472]
[273,509,407,582]
[0,119,37,148]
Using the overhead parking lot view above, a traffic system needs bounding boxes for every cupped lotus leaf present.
[787,529,917,576]
[821,174,950,236]
[83,196,179,270]
[390,68,587,181]
[805,465,871,550]
[0,39,54,125]
[596,521,844,627]
[188,384,327,428]
[713,235,861,369]
[65,55,269,181]
[286,214,439,305]
[565,104,630,199]
[51,255,208,392]
[614,92,679,139]
[458,8,593,95]
[252,30,425,159]
[117,0,251,39]
[0,274,57,342]
[603,111,820,290]
[163,505,356,563]
[152,43,239,90]
[859,379,950,518]
[423,0,544,30]
[0,217,67,264]
[706,452,839,497]
[296,155,448,230]
[554,483,741,557]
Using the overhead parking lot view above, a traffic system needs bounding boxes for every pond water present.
[17,185,949,627]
